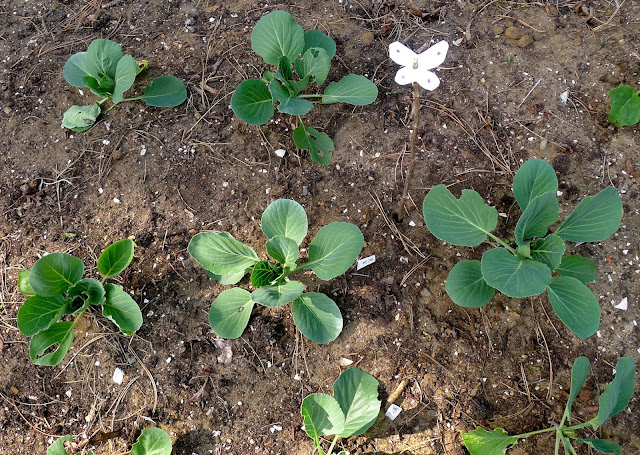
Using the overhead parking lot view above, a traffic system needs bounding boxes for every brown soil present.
[1,1,639,454]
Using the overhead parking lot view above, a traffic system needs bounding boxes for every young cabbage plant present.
[62,39,187,131]
[17,239,142,366]
[422,159,622,339]
[47,427,172,455]
[231,10,378,165]
[188,199,364,343]
[609,84,640,126]
[301,367,381,455]
[463,357,636,455]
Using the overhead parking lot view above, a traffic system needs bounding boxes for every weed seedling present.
[301,367,381,455]
[188,199,363,343]
[422,159,622,339]
[463,357,636,455]
[48,427,171,455]
[62,39,186,131]
[609,84,640,126]
[18,239,142,366]
[231,10,378,165]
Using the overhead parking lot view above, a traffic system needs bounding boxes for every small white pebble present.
[274,149,286,158]
[113,368,124,385]
[65,390,72,398]
[166,357,172,364]
[113,197,120,204]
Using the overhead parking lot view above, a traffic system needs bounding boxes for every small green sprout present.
[47,427,172,455]
[609,84,640,126]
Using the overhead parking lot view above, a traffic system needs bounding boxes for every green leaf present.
[556,187,622,243]
[29,321,75,366]
[209,288,254,339]
[462,428,519,455]
[112,55,138,103]
[445,260,495,308]
[67,278,106,312]
[82,74,114,97]
[481,248,551,297]
[84,39,123,79]
[556,255,596,283]
[577,438,621,454]
[269,80,314,115]
[322,74,378,105]
[565,356,590,423]
[261,199,308,245]
[276,56,294,82]
[18,269,36,295]
[302,222,364,281]
[423,185,498,247]
[530,234,565,270]
[251,261,282,287]
[205,269,249,285]
[141,76,187,107]
[251,11,304,65]
[266,235,299,268]
[62,104,100,132]
[47,435,73,455]
[231,79,274,125]
[188,232,260,275]
[288,75,310,94]
[30,253,84,296]
[18,295,68,337]
[131,427,172,455]
[546,276,600,339]
[608,84,640,126]
[514,192,559,245]
[292,124,334,165]
[303,30,336,59]
[98,238,136,278]
[63,52,89,87]
[333,368,381,437]
[103,283,143,334]
[301,393,346,441]
[251,280,305,307]
[595,357,636,429]
[513,159,558,212]
[291,292,343,343]
[295,47,331,85]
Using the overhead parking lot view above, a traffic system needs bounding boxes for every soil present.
[1,1,639,454]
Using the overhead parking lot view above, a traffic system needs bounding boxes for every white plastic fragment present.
[614,297,628,311]
[113,368,124,385]
[385,404,402,421]
[339,357,354,367]
[408,221,416,227]
[270,425,282,433]
[274,148,286,158]
[560,91,569,104]
[357,255,376,271]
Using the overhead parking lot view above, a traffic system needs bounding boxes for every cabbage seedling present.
[231,11,378,165]
[17,239,142,366]
[609,84,640,126]
[62,39,187,131]
[188,199,364,343]
[422,159,622,339]
[301,367,381,455]
[463,357,636,455]
[47,427,172,455]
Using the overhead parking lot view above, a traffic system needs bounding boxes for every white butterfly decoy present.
[389,40,449,91]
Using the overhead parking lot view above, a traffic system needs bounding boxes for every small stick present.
[387,378,409,404]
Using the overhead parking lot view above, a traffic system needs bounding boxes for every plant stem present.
[97,98,110,106]
[325,435,339,455]
[513,426,556,439]
[486,232,517,254]
[564,417,597,431]
[297,94,323,98]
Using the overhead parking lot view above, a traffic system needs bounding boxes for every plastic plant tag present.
[385,403,402,421]
[389,41,448,91]
[357,255,376,271]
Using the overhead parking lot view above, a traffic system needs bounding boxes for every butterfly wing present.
[389,41,417,67]
[394,66,417,85]
[415,70,440,91]
[417,40,449,70]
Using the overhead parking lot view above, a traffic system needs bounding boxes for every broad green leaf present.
[288,75,310,94]
[205,268,249,285]
[566,356,590,423]
[141,76,187,107]
[577,438,621,454]
[462,428,519,455]
[251,261,282,287]
[251,280,305,307]
[514,192,559,245]
[98,238,136,278]
[188,231,260,275]
[445,260,495,308]
[295,47,331,85]
[333,368,381,437]
[18,269,36,295]
[292,124,334,165]
[322,74,378,105]
[530,234,565,270]
[303,30,336,59]
[608,85,640,126]
[112,55,138,103]
[62,104,100,131]
[481,248,551,297]
[276,56,294,83]
[231,79,274,125]
[47,435,73,455]
[556,255,596,283]
[595,357,636,429]
[555,187,622,242]
[82,74,114,97]
[269,80,314,115]
[63,52,89,87]
[301,393,346,441]
[30,253,84,296]
[67,278,105,312]
[291,292,342,343]
[261,199,308,245]
[266,235,299,268]
[301,222,364,280]
[131,427,172,455]
[103,283,143,334]
[546,276,600,339]
[423,185,498,247]
[84,39,123,79]
[513,159,558,212]
[18,295,68,337]
[29,321,75,366]
[209,288,254,339]
[251,11,304,65]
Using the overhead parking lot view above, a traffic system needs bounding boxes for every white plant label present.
[389,40,449,91]
[357,254,376,270]
[385,403,402,421]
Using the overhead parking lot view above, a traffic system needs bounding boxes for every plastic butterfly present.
[389,40,449,91]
